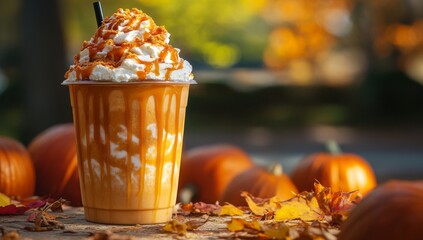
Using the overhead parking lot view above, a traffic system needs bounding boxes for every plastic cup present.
[64,81,193,224]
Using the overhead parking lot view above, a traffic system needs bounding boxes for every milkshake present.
[63,8,194,224]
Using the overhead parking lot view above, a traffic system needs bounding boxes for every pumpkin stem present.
[268,163,283,176]
[178,183,197,203]
[326,140,342,155]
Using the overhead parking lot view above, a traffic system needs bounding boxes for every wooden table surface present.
[0,207,232,240]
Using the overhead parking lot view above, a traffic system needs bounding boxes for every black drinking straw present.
[93,1,104,27]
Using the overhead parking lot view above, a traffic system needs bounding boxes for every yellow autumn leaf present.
[227,218,262,232]
[274,197,323,222]
[219,203,244,216]
[314,181,326,193]
[227,218,245,232]
[314,182,333,214]
[242,192,267,216]
[262,196,282,212]
[244,219,262,231]
[0,193,11,207]
[308,196,323,213]
[163,219,188,235]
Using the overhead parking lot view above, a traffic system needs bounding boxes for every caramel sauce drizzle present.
[69,84,189,222]
[125,95,132,206]
[65,9,185,81]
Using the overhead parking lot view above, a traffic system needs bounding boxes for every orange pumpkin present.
[221,164,298,206]
[28,123,81,206]
[291,141,376,195]
[0,136,35,198]
[339,180,423,240]
[178,144,254,203]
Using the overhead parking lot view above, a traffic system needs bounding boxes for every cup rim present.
[62,80,197,85]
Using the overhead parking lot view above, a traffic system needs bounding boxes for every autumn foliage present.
[166,182,360,239]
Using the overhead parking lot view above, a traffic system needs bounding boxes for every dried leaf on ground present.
[179,202,194,213]
[241,192,267,216]
[273,196,323,222]
[240,182,359,224]
[163,219,188,235]
[221,181,360,239]
[313,182,360,222]
[193,202,221,215]
[25,199,66,232]
[0,193,11,207]
[227,218,261,233]
[0,205,31,215]
[219,203,244,216]
[0,194,47,216]
[241,192,282,218]
[178,202,222,216]
[171,182,356,239]
[163,215,208,235]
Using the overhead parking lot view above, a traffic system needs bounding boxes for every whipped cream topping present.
[64,8,193,82]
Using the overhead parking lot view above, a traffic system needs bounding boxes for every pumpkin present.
[28,123,81,206]
[339,180,423,240]
[291,141,376,195]
[0,136,36,198]
[178,144,254,203]
[221,164,298,206]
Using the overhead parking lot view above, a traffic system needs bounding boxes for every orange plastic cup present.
[65,81,192,224]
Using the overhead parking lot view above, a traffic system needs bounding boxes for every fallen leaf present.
[168,182,356,239]
[49,199,65,213]
[241,192,267,216]
[314,182,332,214]
[192,202,221,215]
[163,219,188,235]
[0,204,30,215]
[313,182,360,223]
[263,196,283,212]
[274,196,323,222]
[227,218,245,232]
[22,199,47,209]
[330,191,356,215]
[0,193,11,207]
[180,202,194,213]
[163,215,208,235]
[219,203,244,216]
[0,195,47,215]
[227,218,261,232]
[25,198,65,232]
[244,220,262,232]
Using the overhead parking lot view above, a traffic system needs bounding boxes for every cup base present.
[84,206,173,225]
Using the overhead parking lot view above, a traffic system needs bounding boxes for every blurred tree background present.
[1,0,423,143]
